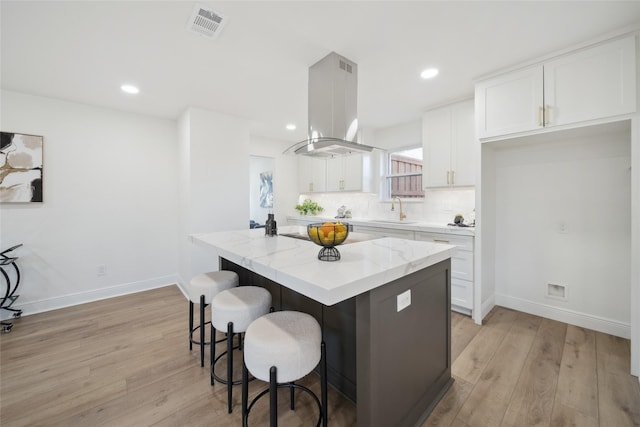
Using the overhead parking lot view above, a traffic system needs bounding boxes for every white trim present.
[480,294,495,322]
[1,275,179,319]
[452,305,472,316]
[495,293,630,339]
[176,275,189,299]
[631,111,640,376]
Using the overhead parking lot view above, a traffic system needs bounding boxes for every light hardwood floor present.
[1,285,639,426]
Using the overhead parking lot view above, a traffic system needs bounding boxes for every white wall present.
[177,107,251,286]
[631,115,640,376]
[0,90,178,316]
[249,136,298,228]
[490,122,632,338]
[373,120,422,150]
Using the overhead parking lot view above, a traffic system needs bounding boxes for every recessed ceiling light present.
[420,68,439,79]
[120,84,140,94]
[286,124,296,131]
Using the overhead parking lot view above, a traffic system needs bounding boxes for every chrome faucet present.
[391,197,407,221]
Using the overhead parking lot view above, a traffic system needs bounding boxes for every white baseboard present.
[1,275,180,320]
[495,293,630,339]
[175,275,189,299]
[480,295,495,323]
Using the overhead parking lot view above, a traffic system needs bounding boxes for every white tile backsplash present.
[295,188,475,225]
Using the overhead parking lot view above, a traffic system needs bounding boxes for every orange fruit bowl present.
[307,222,350,248]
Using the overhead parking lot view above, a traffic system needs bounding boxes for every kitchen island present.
[192,226,456,427]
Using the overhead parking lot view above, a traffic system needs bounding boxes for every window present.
[385,146,424,199]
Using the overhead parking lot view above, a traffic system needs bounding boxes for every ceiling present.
[2,1,640,143]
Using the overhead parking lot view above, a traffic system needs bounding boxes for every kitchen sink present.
[368,220,417,225]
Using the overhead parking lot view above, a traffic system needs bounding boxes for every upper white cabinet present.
[544,36,637,127]
[423,99,476,188]
[298,156,327,193]
[476,35,637,140]
[475,66,543,138]
[299,153,371,193]
[326,154,363,192]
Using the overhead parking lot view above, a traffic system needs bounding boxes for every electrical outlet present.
[397,289,411,312]
[97,265,107,276]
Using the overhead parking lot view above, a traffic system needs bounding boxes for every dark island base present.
[220,257,452,427]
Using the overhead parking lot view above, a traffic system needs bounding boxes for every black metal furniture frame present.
[241,342,328,427]
[189,295,228,367]
[1,244,23,333]
[210,321,243,413]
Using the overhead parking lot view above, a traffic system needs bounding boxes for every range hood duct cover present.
[285,52,377,158]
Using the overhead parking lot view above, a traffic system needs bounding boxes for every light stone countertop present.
[285,215,476,237]
[192,225,456,306]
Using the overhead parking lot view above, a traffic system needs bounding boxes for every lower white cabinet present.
[414,231,474,314]
[352,225,415,240]
[287,217,314,226]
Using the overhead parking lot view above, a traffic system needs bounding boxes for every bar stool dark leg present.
[321,341,328,427]
[270,366,278,427]
[242,357,249,427]
[199,294,205,367]
[210,324,216,385]
[227,322,234,414]
[290,383,295,410]
[189,301,194,351]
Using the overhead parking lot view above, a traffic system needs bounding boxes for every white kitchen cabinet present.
[544,36,637,127]
[353,225,415,240]
[422,99,476,187]
[298,156,327,193]
[326,154,363,191]
[287,217,315,226]
[415,231,474,314]
[476,35,636,140]
[475,66,543,138]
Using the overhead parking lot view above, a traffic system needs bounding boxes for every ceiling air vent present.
[186,4,227,38]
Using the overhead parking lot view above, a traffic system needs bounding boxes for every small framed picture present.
[1,131,43,203]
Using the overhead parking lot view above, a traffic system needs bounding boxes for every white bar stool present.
[210,286,272,413]
[241,311,327,427]
[187,270,239,367]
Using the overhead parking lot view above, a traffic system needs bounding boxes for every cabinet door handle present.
[544,105,551,125]
[446,171,450,185]
[434,239,450,244]
[309,182,313,192]
[539,106,544,126]
[451,170,455,185]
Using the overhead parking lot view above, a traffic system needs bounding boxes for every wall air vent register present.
[186,4,227,38]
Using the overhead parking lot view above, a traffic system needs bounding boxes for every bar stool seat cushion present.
[210,286,272,333]
[244,311,321,383]
[188,271,238,304]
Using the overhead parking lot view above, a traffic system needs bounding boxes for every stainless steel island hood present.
[284,52,377,158]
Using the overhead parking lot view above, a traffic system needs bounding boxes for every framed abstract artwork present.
[259,171,273,208]
[0,131,43,203]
